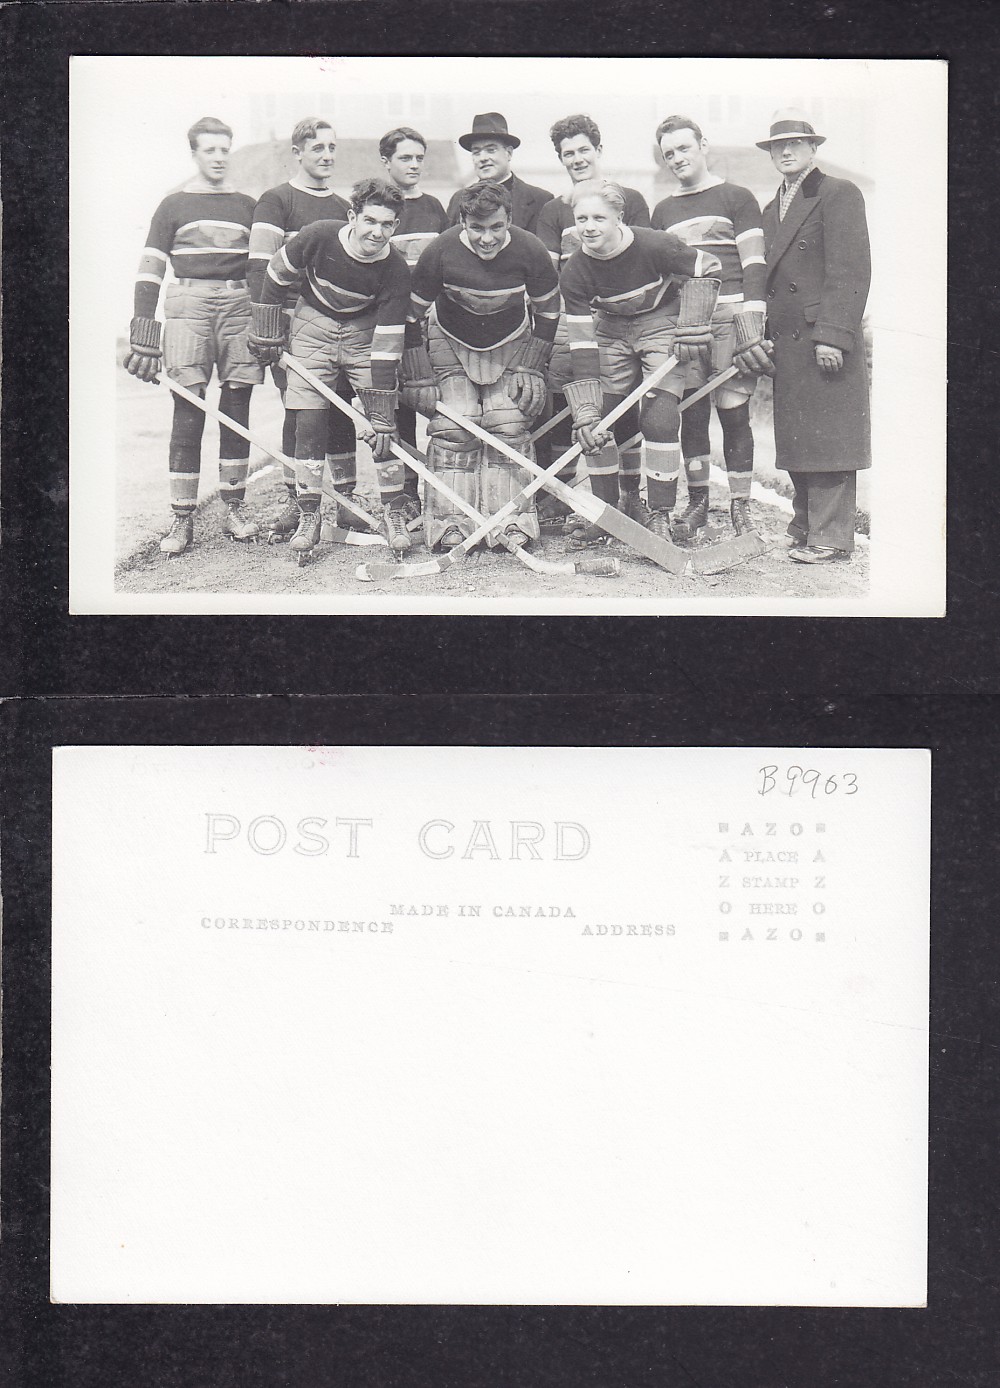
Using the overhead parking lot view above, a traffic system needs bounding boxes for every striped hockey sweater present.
[391,192,450,268]
[247,182,350,302]
[651,177,766,309]
[261,221,411,390]
[559,225,720,380]
[133,188,255,317]
[409,225,559,352]
[535,185,651,269]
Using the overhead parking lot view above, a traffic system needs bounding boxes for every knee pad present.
[218,383,251,459]
[427,414,479,452]
[680,390,712,460]
[481,402,531,442]
[295,409,329,461]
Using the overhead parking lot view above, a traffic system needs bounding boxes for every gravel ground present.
[114,369,869,604]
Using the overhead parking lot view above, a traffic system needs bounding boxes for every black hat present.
[755,108,827,151]
[458,112,521,152]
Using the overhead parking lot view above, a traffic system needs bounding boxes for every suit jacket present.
[762,166,872,472]
[447,173,554,236]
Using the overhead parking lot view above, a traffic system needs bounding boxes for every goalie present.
[403,183,560,552]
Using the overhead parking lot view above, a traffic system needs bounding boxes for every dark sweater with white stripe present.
[261,221,411,390]
[536,186,651,269]
[409,224,560,352]
[391,192,450,267]
[651,178,766,309]
[133,188,256,318]
[559,225,718,380]
[247,182,350,303]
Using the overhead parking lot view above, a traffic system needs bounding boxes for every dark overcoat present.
[447,173,554,236]
[762,166,871,473]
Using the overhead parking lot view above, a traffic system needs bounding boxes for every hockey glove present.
[123,317,162,384]
[732,309,775,377]
[564,377,612,455]
[674,277,721,371]
[248,302,287,366]
[400,346,438,416]
[359,386,398,463]
[508,336,552,419]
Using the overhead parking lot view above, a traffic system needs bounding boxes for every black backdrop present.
[2,2,998,1385]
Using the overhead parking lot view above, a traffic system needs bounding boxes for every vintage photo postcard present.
[69,56,946,616]
[52,745,929,1305]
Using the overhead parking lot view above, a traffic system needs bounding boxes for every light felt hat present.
[756,108,827,150]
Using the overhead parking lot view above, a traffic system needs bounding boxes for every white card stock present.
[51,746,929,1305]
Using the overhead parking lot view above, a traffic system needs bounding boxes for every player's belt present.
[175,277,248,289]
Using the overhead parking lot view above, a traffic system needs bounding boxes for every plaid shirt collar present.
[779,161,815,220]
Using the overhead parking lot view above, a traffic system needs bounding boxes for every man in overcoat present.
[447,113,553,236]
[759,110,871,563]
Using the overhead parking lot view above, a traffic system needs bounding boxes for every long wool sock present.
[218,383,252,504]
[168,390,206,515]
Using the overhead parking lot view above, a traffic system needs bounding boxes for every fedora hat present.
[458,112,521,152]
[756,108,826,150]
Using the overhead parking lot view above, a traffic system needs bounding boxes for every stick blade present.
[688,531,770,575]
[573,555,622,576]
[355,556,447,582]
[321,524,388,547]
[588,503,690,575]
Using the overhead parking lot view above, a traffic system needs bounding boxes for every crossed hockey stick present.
[307,354,693,582]
[162,377,386,540]
[314,380,621,579]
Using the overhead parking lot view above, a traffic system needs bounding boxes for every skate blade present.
[689,531,769,575]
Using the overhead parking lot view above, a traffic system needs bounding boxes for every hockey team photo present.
[69,56,947,615]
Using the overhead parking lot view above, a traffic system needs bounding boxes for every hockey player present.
[247,118,358,542]
[651,115,772,539]
[403,182,560,552]
[249,178,414,555]
[446,113,553,235]
[380,126,450,268]
[123,116,264,556]
[535,114,651,529]
[558,180,721,544]
[379,125,450,513]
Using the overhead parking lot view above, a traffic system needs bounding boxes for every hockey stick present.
[439,399,767,575]
[396,441,618,577]
[348,355,688,581]
[679,364,740,413]
[528,403,571,444]
[319,384,619,577]
[563,369,768,567]
[164,376,381,534]
[435,396,694,575]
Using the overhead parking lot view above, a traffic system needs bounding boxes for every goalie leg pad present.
[427,369,483,451]
[480,438,540,547]
[480,376,539,542]
[423,440,481,548]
